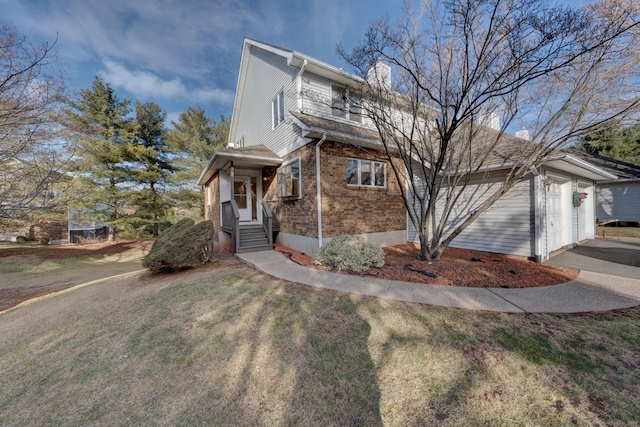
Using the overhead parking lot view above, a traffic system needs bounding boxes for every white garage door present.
[547,178,568,253]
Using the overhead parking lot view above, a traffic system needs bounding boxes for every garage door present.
[547,178,567,252]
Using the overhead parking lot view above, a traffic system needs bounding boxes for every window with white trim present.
[346,158,386,187]
[331,84,362,123]
[277,157,301,199]
[272,89,285,129]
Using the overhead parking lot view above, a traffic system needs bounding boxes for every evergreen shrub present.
[143,219,214,273]
[311,235,385,273]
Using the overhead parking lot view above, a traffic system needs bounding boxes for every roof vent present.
[367,59,391,90]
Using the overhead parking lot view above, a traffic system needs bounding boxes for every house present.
[565,148,640,224]
[198,38,617,261]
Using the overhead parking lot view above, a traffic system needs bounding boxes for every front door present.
[234,176,252,221]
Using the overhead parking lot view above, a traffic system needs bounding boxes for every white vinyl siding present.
[302,72,374,127]
[407,175,534,257]
[596,181,640,223]
[233,46,299,154]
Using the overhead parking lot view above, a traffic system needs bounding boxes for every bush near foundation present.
[143,219,214,273]
[312,235,385,273]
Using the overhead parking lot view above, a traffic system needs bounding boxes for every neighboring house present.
[566,148,640,224]
[198,38,617,261]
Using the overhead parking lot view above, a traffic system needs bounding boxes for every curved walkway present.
[237,250,640,313]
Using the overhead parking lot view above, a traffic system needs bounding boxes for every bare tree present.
[338,0,640,260]
[0,21,66,218]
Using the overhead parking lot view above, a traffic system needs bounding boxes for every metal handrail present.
[261,201,273,246]
[222,200,240,252]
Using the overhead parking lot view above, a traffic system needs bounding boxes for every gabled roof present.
[564,148,640,181]
[197,144,281,185]
[228,38,364,146]
[292,110,617,181]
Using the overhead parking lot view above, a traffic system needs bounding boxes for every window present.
[346,158,386,187]
[277,157,301,199]
[331,84,362,123]
[272,90,285,128]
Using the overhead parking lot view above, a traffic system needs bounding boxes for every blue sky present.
[2,0,590,125]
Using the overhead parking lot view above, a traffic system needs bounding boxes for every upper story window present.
[346,158,386,188]
[277,157,301,199]
[331,84,362,123]
[272,89,285,129]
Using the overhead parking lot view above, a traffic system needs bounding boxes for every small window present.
[346,158,386,188]
[272,90,285,129]
[277,157,301,199]
[331,84,361,123]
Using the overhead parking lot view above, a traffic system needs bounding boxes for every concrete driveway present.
[545,238,640,280]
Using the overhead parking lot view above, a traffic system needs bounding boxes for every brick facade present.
[319,141,406,237]
[205,173,221,240]
[262,143,319,238]
[262,139,406,239]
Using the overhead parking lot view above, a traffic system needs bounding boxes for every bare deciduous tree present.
[0,21,66,218]
[339,0,640,260]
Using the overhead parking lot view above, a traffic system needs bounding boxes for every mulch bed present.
[274,243,578,288]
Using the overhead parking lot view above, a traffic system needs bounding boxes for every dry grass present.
[0,240,150,311]
[1,256,639,426]
[597,225,640,239]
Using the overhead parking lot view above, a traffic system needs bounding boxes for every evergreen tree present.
[65,75,137,235]
[166,107,228,216]
[130,101,175,237]
[578,121,640,166]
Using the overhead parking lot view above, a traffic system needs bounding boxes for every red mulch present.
[274,243,578,288]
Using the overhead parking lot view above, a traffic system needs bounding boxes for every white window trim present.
[331,84,362,123]
[277,156,302,199]
[346,158,387,188]
[272,89,285,130]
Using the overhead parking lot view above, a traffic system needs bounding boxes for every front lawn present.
[597,225,640,239]
[1,257,638,426]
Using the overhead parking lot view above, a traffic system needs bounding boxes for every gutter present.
[316,133,327,248]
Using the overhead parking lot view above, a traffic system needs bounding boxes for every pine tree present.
[579,121,640,166]
[130,101,174,237]
[65,75,137,237]
[166,106,228,216]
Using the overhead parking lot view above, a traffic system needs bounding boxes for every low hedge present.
[312,235,385,273]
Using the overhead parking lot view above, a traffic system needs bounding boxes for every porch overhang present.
[197,144,282,185]
[544,154,618,182]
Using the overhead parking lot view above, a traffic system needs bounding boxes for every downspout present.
[316,133,327,249]
[297,59,308,111]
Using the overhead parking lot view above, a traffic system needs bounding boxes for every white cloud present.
[102,59,234,105]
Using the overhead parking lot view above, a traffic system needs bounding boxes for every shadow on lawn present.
[174,271,383,426]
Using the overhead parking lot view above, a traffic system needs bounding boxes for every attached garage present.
[407,153,617,262]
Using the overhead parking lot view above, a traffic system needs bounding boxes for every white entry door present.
[233,176,252,221]
[546,179,566,252]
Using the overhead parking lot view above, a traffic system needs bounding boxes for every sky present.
[1,0,590,126]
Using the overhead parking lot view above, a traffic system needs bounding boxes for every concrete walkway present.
[237,250,640,313]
